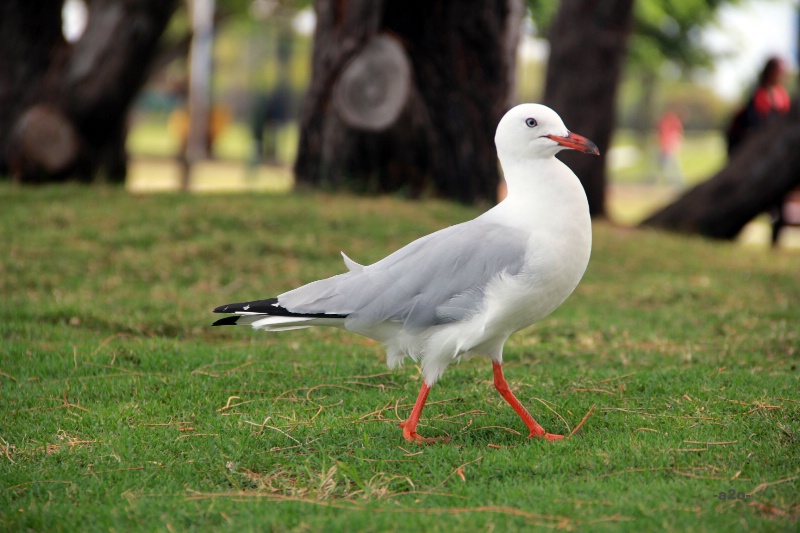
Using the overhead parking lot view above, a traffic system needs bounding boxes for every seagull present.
[213,103,598,443]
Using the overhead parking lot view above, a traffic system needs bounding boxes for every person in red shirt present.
[657,110,684,187]
[726,57,791,156]
[725,57,793,245]
[752,57,791,119]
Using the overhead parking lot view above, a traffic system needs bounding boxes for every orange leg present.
[492,361,564,441]
[398,382,448,444]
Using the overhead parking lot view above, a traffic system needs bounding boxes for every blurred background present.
[2,0,799,245]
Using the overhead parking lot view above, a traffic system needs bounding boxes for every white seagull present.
[213,103,598,443]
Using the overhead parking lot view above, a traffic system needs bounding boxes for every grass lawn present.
[1,185,798,531]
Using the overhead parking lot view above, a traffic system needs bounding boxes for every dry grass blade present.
[140,420,193,428]
[569,404,596,438]
[746,501,800,519]
[245,417,301,444]
[91,332,137,356]
[597,465,730,480]
[598,372,637,383]
[683,440,737,446]
[431,456,484,490]
[357,402,393,421]
[346,372,394,379]
[59,390,90,413]
[305,384,359,401]
[748,472,800,496]
[1,436,15,463]
[3,480,74,493]
[436,409,486,421]
[216,396,260,412]
[175,433,219,440]
[533,397,571,434]
[82,466,165,476]
[569,387,616,395]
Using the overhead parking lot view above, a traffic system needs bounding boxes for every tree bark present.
[0,0,66,179]
[295,0,523,204]
[543,0,635,217]
[640,104,800,239]
[0,0,177,183]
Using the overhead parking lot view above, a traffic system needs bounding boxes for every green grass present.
[1,185,798,531]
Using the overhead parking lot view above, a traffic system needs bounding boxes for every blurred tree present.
[0,0,177,183]
[626,0,740,139]
[543,0,636,217]
[640,104,800,239]
[529,0,739,217]
[530,0,740,130]
[295,0,524,204]
[642,5,800,241]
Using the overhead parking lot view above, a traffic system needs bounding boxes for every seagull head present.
[495,103,599,162]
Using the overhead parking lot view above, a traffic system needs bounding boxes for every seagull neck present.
[500,157,575,201]
[487,155,591,255]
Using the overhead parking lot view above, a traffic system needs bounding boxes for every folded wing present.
[278,221,528,332]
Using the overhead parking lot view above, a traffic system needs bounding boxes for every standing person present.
[725,57,792,245]
[657,110,684,187]
[726,57,791,156]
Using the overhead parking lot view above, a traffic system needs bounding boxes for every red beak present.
[545,131,600,155]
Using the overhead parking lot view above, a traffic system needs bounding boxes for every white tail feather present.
[341,251,364,272]
[248,315,313,331]
[236,314,346,332]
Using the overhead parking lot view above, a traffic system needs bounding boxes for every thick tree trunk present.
[640,104,800,239]
[543,0,635,217]
[295,0,523,204]
[0,0,66,179]
[0,0,177,183]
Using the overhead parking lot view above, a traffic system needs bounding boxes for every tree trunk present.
[295,0,523,204]
[543,0,635,217]
[0,0,66,179]
[640,104,800,239]
[0,0,177,183]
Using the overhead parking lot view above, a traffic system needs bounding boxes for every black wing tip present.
[213,297,279,314]
[212,296,348,320]
[212,315,242,326]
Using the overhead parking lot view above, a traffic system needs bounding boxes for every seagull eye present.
[525,118,537,128]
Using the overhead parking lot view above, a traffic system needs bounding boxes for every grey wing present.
[278,220,528,331]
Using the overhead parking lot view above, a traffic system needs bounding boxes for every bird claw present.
[528,430,565,441]
[399,423,449,445]
[528,426,564,441]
